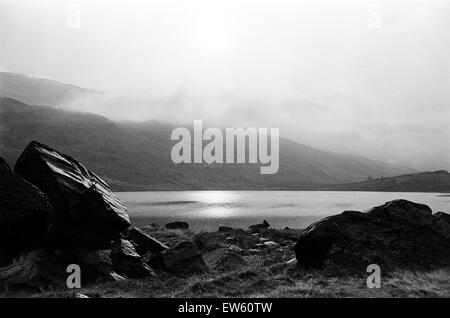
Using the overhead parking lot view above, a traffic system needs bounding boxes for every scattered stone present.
[295,200,450,273]
[111,239,154,278]
[218,226,234,232]
[122,227,169,255]
[228,245,244,253]
[193,232,227,252]
[248,220,270,234]
[248,249,263,254]
[203,248,246,272]
[225,236,234,243]
[165,221,189,230]
[263,241,279,248]
[149,241,207,274]
[0,156,52,262]
[149,229,189,247]
[14,141,130,249]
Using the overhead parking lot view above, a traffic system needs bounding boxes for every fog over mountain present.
[0,96,414,191]
[1,0,449,171]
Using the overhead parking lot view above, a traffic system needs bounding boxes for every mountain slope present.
[0,72,98,108]
[323,170,450,192]
[0,97,413,190]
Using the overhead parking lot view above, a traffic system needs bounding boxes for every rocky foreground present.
[1,141,450,298]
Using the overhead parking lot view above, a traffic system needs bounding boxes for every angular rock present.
[0,250,65,291]
[204,248,246,272]
[111,239,154,278]
[149,241,207,274]
[228,245,243,253]
[121,227,168,255]
[14,141,130,248]
[165,221,189,230]
[0,156,52,262]
[295,200,450,273]
[248,220,270,234]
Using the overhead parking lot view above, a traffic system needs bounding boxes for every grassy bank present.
[6,227,450,298]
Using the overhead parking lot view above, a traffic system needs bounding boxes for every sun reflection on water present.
[190,191,238,218]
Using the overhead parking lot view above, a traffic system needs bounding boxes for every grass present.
[4,227,450,298]
[34,264,450,298]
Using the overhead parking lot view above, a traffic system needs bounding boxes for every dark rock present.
[165,221,189,230]
[149,241,207,274]
[71,249,115,283]
[248,220,271,234]
[121,227,168,255]
[203,248,246,272]
[0,156,52,262]
[194,230,259,252]
[295,200,450,273]
[218,226,234,232]
[14,141,130,249]
[193,232,228,252]
[0,250,65,291]
[111,239,154,278]
[432,212,450,238]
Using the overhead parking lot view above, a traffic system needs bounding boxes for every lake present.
[116,191,450,232]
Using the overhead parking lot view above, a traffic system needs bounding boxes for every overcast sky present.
[1,0,449,170]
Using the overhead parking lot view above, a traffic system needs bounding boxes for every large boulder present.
[295,200,450,273]
[149,241,207,274]
[0,157,52,263]
[14,141,130,249]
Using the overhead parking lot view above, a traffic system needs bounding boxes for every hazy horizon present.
[1,0,449,171]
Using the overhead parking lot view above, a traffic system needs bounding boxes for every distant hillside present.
[0,72,98,107]
[0,97,413,191]
[323,171,450,192]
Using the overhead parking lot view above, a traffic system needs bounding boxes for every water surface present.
[116,191,450,231]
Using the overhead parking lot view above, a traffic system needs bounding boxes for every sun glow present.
[191,17,235,60]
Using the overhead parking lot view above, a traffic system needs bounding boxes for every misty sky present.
[0,0,449,170]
